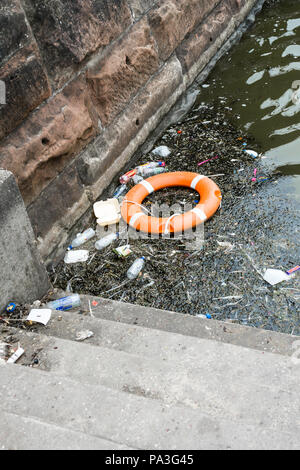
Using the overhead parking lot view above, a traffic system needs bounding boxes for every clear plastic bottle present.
[113,184,127,199]
[95,232,119,251]
[127,257,145,280]
[69,228,96,249]
[47,294,81,311]
[132,174,144,185]
[136,161,165,175]
[138,167,166,178]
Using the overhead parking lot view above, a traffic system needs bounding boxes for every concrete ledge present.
[0,170,51,310]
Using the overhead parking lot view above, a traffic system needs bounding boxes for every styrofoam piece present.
[27,309,52,326]
[93,199,121,226]
[64,250,89,264]
[263,269,291,286]
[151,146,171,157]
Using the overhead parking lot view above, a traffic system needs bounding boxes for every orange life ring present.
[121,171,222,234]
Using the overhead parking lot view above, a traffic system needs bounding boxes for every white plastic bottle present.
[47,294,81,311]
[95,232,119,251]
[127,257,145,280]
[69,228,96,249]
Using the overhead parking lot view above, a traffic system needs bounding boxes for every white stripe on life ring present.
[190,175,205,189]
[191,208,207,222]
[140,180,154,194]
[129,212,144,227]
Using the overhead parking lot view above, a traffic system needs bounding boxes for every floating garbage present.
[120,169,137,184]
[47,294,81,311]
[136,161,165,175]
[7,346,24,364]
[27,309,52,326]
[243,149,259,158]
[286,266,300,275]
[95,232,119,251]
[263,269,291,286]
[75,330,94,342]
[127,257,145,280]
[138,167,166,178]
[113,184,127,199]
[69,228,96,250]
[5,303,16,313]
[64,250,89,264]
[93,199,121,226]
[113,245,132,258]
[198,156,219,166]
[151,146,171,157]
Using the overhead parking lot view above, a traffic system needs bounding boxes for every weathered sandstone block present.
[148,0,220,60]
[0,76,97,205]
[22,0,133,88]
[87,18,160,127]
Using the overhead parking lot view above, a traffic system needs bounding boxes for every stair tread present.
[0,361,299,450]
[9,330,300,437]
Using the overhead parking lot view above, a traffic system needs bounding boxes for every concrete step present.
[76,294,296,357]
[12,329,300,437]
[0,361,299,450]
[0,410,133,450]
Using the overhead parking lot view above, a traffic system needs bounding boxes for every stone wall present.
[0,0,260,263]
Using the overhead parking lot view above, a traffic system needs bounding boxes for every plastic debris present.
[75,330,94,342]
[120,169,137,184]
[69,228,95,250]
[113,184,127,199]
[93,199,121,226]
[64,250,89,264]
[47,294,81,311]
[286,266,300,275]
[243,149,259,158]
[7,346,24,364]
[263,269,291,286]
[27,309,52,326]
[113,245,132,258]
[5,303,16,313]
[138,167,166,178]
[127,257,145,280]
[198,156,219,166]
[136,162,165,175]
[151,146,171,157]
[95,232,119,251]
[132,174,144,184]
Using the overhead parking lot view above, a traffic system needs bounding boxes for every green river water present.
[199,0,300,195]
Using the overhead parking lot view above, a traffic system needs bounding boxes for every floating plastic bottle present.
[243,149,259,158]
[47,294,81,311]
[69,228,96,249]
[138,167,166,178]
[136,161,165,175]
[95,232,119,251]
[132,174,144,185]
[127,257,145,280]
[113,184,127,199]
[120,169,137,184]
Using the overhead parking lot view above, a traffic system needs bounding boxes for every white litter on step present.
[76,330,94,342]
[64,250,89,264]
[151,146,171,157]
[263,269,291,286]
[27,309,52,326]
[7,347,24,364]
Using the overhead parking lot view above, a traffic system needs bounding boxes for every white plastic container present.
[127,257,145,280]
[47,294,81,311]
[64,250,89,264]
[95,232,119,251]
[69,228,96,249]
